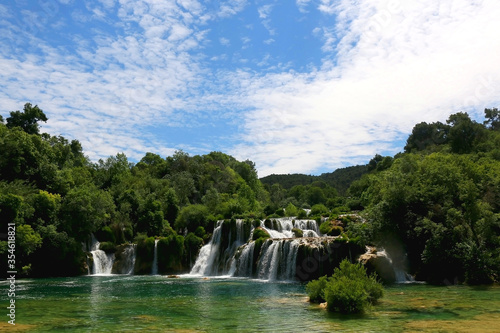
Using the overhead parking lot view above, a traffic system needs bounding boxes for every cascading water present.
[256,239,300,281]
[151,239,159,275]
[189,218,320,280]
[121,244,137,275]
[375,248,415,283]
[90,235,115,275]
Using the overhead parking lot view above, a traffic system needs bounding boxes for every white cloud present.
[318,0,336,15]
[219,37,230,46]
[229,0,500,176]
[2,0,499,178]
[258,4,273,19]
[217,0,248,18]
[296,0,311,13]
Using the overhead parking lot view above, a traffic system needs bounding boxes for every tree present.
[6,103,48,135]
[446,112,484,154]
[60,185,115,241]
[404,122,449,152]
[484,108,500,131]
[174,204,209,232]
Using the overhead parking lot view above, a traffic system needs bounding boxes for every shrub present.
[305,275,328,303]
[297,209,308,219]
[319,221,331,235]
[275,208,285,217]
[292,228,303,238]
[319,221,344,236]
[324,276,367,313]
[99,241,116,253]
[252,227,270,241]
[311,204,328,216]
[329,226,343,236]
[306,259,383,313]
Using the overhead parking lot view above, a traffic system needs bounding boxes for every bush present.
[252,227,270,241]
[305,275,328,303]
[329,226,343,236]
[306,259,383,313]
[292,228,303,238]
[320,221,344,236]
[311,204,328,216]
[297,209,308,219]
[324,276,367,313]
[99,241,116,253]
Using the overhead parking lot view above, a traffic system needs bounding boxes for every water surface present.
[2,276,499,332]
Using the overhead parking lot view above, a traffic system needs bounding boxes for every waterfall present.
[376,249,415,283]
[151,239,159,275]
[90,235,115,275]
[189,218,319,280]
[190,221,224,276]
[256,239,300,281]
[394,268,416,283]
[122,244,137,275]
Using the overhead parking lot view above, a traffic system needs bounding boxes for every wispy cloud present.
[229,0,500,176]
[1,0,499,177]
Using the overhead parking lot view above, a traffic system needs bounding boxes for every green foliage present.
[311,204,328,216]
[157,234,185,273]
[6,103,47,135]
[60,185,115,241]
[95,226,116,243]
[297,209,308,219]
[305,275,328,303]
[353,150,500,284]
[99,241,116,253]
[175,204,209,232]
[307,260,383,313]
[252,227,270,241]
[184,232,203,266]
[484,107,500,131]
[16,224,42,256]
[292,228,303,238]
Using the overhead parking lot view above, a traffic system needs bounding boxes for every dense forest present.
[1,103,499,284]
[260,165,368,195]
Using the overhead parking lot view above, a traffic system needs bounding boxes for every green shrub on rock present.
[99,241,116,253]
[252,227,270,241]
[292,228,303,238]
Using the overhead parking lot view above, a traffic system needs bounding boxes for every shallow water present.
[2,276,499,332]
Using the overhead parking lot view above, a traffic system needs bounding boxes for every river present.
[2,276,499,332]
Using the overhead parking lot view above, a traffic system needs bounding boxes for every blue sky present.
[1,0,499,177]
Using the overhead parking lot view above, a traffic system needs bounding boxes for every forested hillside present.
[260,165,368,195]
[1,103,499,284]
[0,103,271,277]
[347,109,500,284]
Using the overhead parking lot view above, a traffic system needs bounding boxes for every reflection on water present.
[6,276,500,332]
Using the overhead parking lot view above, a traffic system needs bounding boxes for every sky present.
[1,0,499,177]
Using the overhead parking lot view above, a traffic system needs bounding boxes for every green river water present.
[2,276,499,332]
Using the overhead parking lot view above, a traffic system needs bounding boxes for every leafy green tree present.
[484,108,500,131]
[60,185,115,241]
[137,196,168,236]
[29,190,61,229]
[95,153,131,189]
[175,204,209,232]
[446,112,485,154]
[404,122,449,152]
[6,103,47,135]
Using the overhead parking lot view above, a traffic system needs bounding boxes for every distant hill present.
[260,165,368,195]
